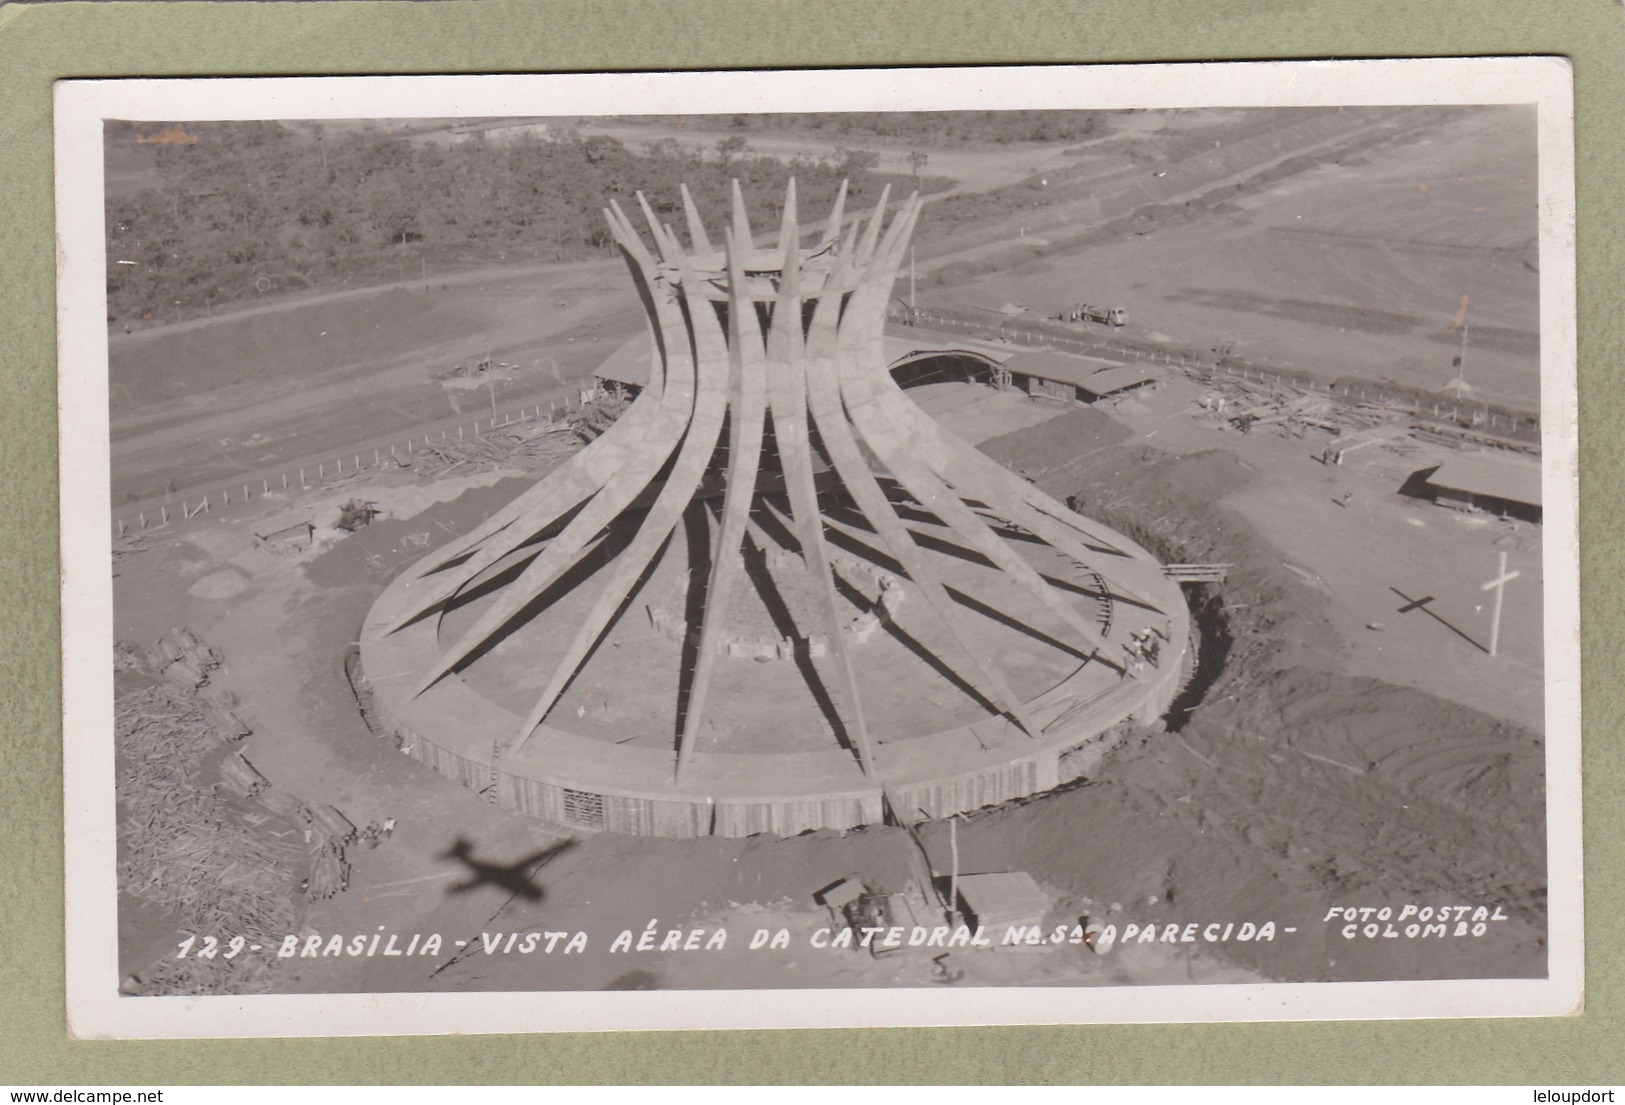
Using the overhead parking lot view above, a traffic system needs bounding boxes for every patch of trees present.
[628,111,1112,147]
[104,121,939,327]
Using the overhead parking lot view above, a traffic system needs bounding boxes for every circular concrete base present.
[359,507,1190,838]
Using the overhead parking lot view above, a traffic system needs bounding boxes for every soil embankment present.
[931,422,1548,982]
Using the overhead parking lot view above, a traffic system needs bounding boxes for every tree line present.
[625,110,1112,146]
[105,121,942,328]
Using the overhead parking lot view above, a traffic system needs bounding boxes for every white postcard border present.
[57,59,1581,1039]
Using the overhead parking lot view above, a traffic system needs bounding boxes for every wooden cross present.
[1480,551,1521,657]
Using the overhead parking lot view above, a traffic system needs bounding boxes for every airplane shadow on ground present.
[440,836,577,902]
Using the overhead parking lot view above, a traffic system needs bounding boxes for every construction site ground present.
[110,367,1546,995]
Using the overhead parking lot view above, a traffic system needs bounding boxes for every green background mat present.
[2,0,1620,1085]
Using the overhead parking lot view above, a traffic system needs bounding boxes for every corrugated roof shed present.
[1076,364,1158,397]
[1424,454,1543,508]
[1006,350,1128,388]
[883,335,1016,366]
[955,871,1051,930]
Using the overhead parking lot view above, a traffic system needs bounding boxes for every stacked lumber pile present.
[402,420,581,479]
[256,790,356,901]
[217,750,269,797]
[114,627,365,995]
[115,685,301,996]
[118,632,253,739]
[142,627,224,691]
[1195,380,1340,437]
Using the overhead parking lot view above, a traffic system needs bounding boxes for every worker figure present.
[1129,628,1160,669]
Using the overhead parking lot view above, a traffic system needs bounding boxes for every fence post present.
[263,479,269,494]
[224,490,230,506]
[300,469,305,486]
[283,474,289,490]
[320,463,325,479]
[162,506,168,524]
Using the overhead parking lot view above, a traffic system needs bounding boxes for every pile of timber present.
[1197,380,1343,437]
[256,790,357,901]
[118,632,252,738]
[114,642,365,995]
[115,684,301,996]
[141,627,224,691]
[403,420,581,479]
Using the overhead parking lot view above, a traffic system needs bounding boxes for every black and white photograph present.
[55,62,1580,1037]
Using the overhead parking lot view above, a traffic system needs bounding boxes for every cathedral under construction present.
[359,179,1190,837]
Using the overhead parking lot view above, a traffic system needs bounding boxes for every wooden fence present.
[113,396,585,540]
[889,303,1541,445]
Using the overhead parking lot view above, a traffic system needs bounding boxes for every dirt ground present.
[926,106,1540,412]
[108,261,643,508]
[109,367,1547,995]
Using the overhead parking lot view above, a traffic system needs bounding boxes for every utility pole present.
[1455,322,1471,400]
[909,244,916,311]
[1480,551,1520,658]
[487,348,497,423]
[1451,293,1471,400]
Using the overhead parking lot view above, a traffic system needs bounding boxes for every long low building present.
[595,330,1157,404]
[1406,453,1543,523]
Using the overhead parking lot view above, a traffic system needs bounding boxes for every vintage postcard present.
[56,60,1579,1038]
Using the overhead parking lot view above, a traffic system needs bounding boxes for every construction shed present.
[1004,351,1154,404]
[955,872,1052,936]
[594,331,1016,394]
[1407,454,1543,523]
[1075,364,1159,402]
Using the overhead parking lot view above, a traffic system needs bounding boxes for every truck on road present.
[1057,303,1129,327]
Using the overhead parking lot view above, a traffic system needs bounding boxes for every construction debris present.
[217,750,269,798]
[124,626,225,690]
[114,627,367,995]
[1194,379,1341,438]
[397,419,582,479]
[336,499,381,532]
[112,528,165,563]
[115,683,300,996]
